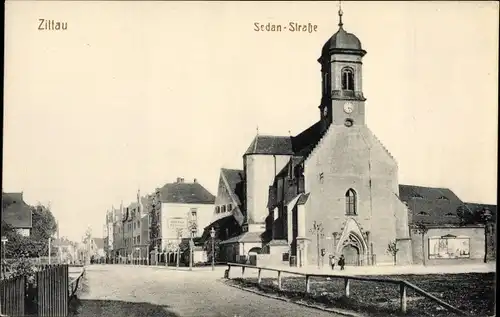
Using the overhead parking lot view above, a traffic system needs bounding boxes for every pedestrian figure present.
[338,254,345,270]
[329,255,336,270]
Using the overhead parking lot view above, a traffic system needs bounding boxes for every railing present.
[225,263,470,316]
[0,275,26,317]
[68,267,85,302]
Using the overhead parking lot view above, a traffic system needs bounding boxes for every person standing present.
[329,255,336,270]
[339,254,345,270]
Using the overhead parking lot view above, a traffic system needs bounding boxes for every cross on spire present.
[338,0,344,28]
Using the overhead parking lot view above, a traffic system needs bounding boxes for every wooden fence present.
[0,264,82,317]
[226,263,470,316]
[36,265,69,317]
[0,275,26,316]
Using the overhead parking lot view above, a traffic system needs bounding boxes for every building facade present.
[158,178,215,251]
[204,10,495,267]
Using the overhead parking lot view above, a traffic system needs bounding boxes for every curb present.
[220,279,365,317]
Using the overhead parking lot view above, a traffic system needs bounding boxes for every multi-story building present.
[104,208,115,261]
[149,178,215,262]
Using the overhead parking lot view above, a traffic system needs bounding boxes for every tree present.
[414,221,429,266]
[309,221,325,268]
[203,237,222,263]
[2,203,58,258]
[386,240,399,265]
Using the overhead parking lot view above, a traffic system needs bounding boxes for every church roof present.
[244,135,294,156]
[320,10,366,57]
[322,27,364,54]
[291,121,324,158]
[158,181,215,204]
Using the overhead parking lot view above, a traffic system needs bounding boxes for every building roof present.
[297,193,310,205]
[244,135,294,156]
[464,202,497,222]
[1,192,32,229]
[221,168,245,206]
[398,185,465,226]
[219,231,263,245]
[159,180,215,204]
[93,237,105,249]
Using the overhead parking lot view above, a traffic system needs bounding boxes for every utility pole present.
[48,237,52,265]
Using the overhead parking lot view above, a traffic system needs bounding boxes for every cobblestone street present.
[74,265,342,317]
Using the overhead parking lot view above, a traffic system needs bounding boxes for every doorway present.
[342,244,360,266]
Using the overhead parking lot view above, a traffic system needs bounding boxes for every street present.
[73,265,342,317]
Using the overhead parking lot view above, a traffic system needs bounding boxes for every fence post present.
[400,282,407,314]
[344,278,350,298]
[305,275,311,293]
[277,271,282,290]
[257,268,262,284]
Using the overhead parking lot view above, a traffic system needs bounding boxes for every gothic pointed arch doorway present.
[337,231,367,266]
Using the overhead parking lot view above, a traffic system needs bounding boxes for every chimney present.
[176,177,182,183]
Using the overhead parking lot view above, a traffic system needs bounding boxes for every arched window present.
[341,68,355,91]
[345,189,357,215]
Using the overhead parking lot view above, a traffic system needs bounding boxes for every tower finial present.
[256,125,259,135]
[338,1,344,28]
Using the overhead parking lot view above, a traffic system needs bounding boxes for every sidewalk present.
[258,262,496,276]
[99,263,227,272]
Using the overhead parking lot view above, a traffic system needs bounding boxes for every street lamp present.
[210,227,216,271]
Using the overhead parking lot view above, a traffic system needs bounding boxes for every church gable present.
[304,125,398,182]
[213,169,245,226]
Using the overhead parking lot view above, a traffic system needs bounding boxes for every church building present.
[203,9,494,267]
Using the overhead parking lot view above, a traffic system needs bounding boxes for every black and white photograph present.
[1,1,498,317]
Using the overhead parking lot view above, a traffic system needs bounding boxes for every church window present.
[341,67,355,91]
[228,204,233,211]
[345,189,357,215]
[222,205,226,213]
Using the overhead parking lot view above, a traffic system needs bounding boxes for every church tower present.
[318,6,367,133]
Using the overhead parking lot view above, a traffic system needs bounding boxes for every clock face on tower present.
[343,102,354,114]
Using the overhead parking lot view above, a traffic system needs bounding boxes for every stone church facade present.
[203,10,493,267]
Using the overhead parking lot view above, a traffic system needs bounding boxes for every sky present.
[3,1,498,242]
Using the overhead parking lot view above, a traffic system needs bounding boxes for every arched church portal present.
[338,232,367,266]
